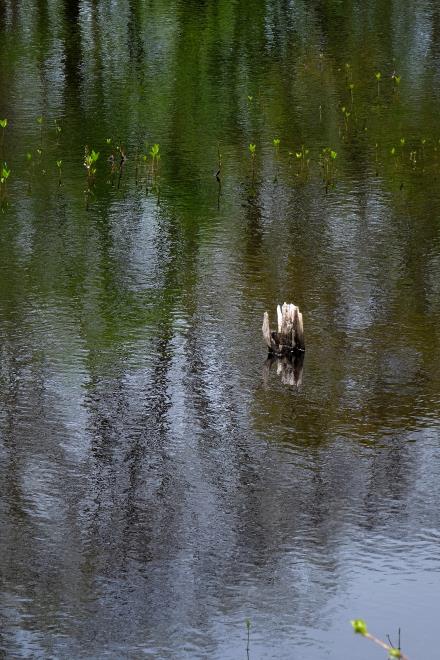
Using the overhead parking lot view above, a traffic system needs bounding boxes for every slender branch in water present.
[117,146,126,190]
[56,160,62,186]
[273,137,280,182]
[216,177,221,210]
[217,141,222,180]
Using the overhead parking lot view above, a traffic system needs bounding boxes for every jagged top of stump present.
[262,302,304,355]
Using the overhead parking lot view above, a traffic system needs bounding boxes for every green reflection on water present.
[1,2,440,658]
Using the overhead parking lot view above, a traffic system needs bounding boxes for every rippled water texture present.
[1,1,440,658]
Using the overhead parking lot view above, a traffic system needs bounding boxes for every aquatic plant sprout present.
[294,145,310,175]
[149,143,160,180]
[245,619,251,657]
[1,163,10,183]
[0,162,11,200]
[321,147,337,187]
[392,72,402,88]
[0,119,7,155]
[84,148,99,174]
[349,82,354,104]
[249,143,257,182]
[341,106,351,131]
[375,71,382,96]
[150,143,160,163]
[351,619,408,659]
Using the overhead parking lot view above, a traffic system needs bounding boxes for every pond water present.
[1,1,440,658]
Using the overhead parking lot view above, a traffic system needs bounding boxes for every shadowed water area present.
[1,1,440,658]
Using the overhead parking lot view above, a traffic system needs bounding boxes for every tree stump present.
[262,302,305,356]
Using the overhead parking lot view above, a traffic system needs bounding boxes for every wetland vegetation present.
[1,56,440,211]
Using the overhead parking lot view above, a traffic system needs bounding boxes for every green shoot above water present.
[351,619,408,660]
[1,163,10,183]
[84,148,99,175]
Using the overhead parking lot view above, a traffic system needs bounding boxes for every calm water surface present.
[1,1,440,658]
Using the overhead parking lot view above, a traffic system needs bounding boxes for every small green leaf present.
[0,118,7,128]
[249,143,256,155]
[273,138,280,148]
[1,164,11,179]
[375,71,381,81]
[351,619,368,636]
[245,619,251,630]
[36,115,44,125]
[150,143,160,158]
[56,160,62,168]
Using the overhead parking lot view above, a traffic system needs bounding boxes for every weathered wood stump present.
[262,302,305,356]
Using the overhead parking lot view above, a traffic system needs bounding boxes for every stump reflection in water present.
[263,352,305,387]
